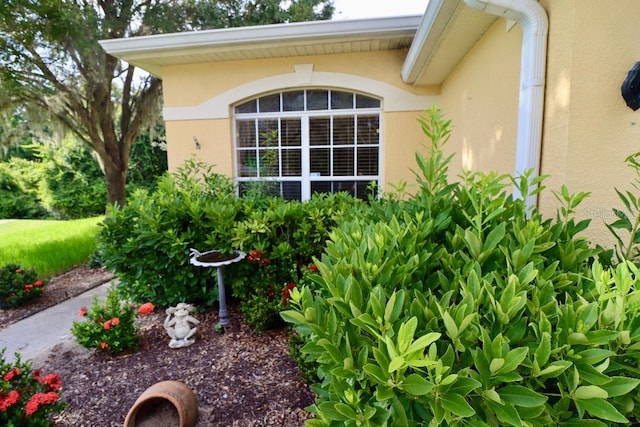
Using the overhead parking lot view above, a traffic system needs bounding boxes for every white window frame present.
[233,89,382,201]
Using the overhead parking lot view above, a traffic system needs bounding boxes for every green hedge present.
[98,159,363,331]
[281,107,640,426]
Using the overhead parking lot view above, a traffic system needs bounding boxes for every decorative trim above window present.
[164,70,439,120]
[234,89,381,201]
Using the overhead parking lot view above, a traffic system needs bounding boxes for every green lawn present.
[0,217,103,278]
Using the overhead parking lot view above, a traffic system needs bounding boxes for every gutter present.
[463,0,548,211]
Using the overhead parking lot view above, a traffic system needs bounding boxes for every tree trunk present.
[103,160,128,208]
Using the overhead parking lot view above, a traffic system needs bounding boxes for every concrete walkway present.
[0,282,111,364]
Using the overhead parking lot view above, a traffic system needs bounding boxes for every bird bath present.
[189,248,245,328]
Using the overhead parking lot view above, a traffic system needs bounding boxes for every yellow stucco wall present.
[160,50,440,193]
[538,0,640,245]
[440,19,522,179]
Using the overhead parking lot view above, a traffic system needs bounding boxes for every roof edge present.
[99,15,423,58]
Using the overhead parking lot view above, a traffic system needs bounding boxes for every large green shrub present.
[98,160,240,307]
[98,158,364,329]
[0,163,47,219]
[282,107,640,426]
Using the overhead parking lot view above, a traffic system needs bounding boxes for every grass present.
[0,217,103,278]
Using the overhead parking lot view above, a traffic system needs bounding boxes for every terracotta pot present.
[124,380,198,427]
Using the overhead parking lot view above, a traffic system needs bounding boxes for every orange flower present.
[0,390,20,412]
[34,280,44,287]
[138,302,155,316]
[41,373,63,391]
[25,392,59,415]
[78,306,87,317]
[99,342,108,350]
[103,317,120,330]
[24,284,33,293]
[3,368,21,382]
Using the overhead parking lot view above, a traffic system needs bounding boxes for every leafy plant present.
[0,349,66,426]
[0,264,46,309]
[606,151,640,264]
[71,286,154,354]
[282,107,640,426]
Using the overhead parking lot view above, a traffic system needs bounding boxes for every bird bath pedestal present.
[189,249,245,329]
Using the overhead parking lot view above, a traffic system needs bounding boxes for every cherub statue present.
[164,303,201,348]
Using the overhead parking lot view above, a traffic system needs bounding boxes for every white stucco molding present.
[163,70,439,121]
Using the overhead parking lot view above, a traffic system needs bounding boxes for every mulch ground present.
[0,266,316,426]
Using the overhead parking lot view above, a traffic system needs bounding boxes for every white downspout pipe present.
[463,0,548,211]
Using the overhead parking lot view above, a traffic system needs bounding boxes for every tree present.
[0,0,333,207]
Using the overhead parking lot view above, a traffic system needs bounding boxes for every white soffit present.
[402,0,497,85]
[99,16,422,77]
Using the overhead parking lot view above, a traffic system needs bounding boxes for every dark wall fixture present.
[622,62,640,111]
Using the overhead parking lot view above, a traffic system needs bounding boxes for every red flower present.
[78,306,87,317]
[32,369,41,382]
[0,390,20,412]
[3,367,21,382]
[103,317,120,330]
[41,373,63,391]
[25,392,59,415]
[99,342,108,350]
[14,269,21,273]
[308,264,319,272]
[34,280,44,287]
[138,302,155,316]
[24,284,33,293]
[281,283,297,305]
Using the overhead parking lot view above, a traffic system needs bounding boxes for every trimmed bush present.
[0,264,46,309]
[282,107,640,426]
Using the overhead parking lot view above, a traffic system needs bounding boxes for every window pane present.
[357,115,379,145]
[258,119,279,147]
[355,181,377,200]
[333,116,355,145]
[334,147,354,176]
[311,181,331,195]
[282,119,301,146]
[310,117,330,146]
[282,149,301,176]
[239,181,281,197]
[258,149,279,177]
[333,181,356,196]
[310,148,330,176]
[307,90,328,110]
[236,120,256,148]
[282,181,302,201]
[331,91,353,109]
[238,151,257,177]
[235,99,257,114]
[283,91,304,111]
[258,93,281,112]
[356,94,380,109]
[357,147,379,175]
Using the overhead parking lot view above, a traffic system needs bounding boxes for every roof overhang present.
[401,0,497,85]
[99,15,423,77]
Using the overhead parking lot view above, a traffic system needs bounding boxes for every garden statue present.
[164,303,200,348]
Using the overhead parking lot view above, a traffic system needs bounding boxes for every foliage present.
[98,159,241,307]
[282,107,640,426]
[605,151,640,265]
[0,164,46,219]
[98,158,363,331]
[71,286,154,354]
[0,0,333,207]
[126,126,168,191]
[0,349,66,427]
[0,264,46,309]
[229,193,364,331]
[0,217,102,277]
[36,137,107,219]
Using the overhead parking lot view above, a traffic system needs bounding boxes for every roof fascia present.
[401,0,464,84]
[99,15,422,61]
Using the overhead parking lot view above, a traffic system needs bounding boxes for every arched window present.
[234,89,381,201]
